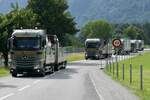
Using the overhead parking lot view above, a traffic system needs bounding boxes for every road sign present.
[112,39,122,48]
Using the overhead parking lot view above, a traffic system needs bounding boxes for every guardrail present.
[105,51,147,90]
[64,47,84,54]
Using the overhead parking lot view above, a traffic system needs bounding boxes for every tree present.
[123,25,145,39]
[143,23,150,44]
[27,0,78,45]
[0,5,37,66]
[81,20,113,41]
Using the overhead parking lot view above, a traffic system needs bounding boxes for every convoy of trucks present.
[85,38,144,59]
[114,39,144,55]
[8,29,67,77]
[7,28,145,77]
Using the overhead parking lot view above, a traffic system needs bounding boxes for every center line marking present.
[89,73,105,100]
[18,85,30,91]
[0,93,14,100]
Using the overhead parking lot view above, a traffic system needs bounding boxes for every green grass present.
[105,52,150,100]
[66,53,84,62]
[0,67,9,77]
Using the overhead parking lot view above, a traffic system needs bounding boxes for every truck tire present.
[11,72,17,77]
[54,65,59,71]
[40,72,45,77]
[62,61,67,69]
[39,69,45,77]
[51,66,55,73]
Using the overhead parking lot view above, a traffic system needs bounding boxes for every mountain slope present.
[68,0,150,26]
[1,0,150,27]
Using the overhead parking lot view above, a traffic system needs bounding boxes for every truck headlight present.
[34,64,41,69]
[85,53,87,57]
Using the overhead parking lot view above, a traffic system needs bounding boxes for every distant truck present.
[114,39,131,55]
[130,40,138,53]
[8,29,67,77]
[137,40,144,51]
[85,38,112,60]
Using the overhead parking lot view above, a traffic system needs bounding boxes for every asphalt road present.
[0,57,138,100]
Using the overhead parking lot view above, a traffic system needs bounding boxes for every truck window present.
[13,37,40,50]
[86,42,100,48]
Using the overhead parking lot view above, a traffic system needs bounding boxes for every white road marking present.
[0,93,14,100]
[33,80,41,84]
[18,85,30,91]
[89,73,105,100]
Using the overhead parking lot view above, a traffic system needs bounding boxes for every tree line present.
[80,20,149,44]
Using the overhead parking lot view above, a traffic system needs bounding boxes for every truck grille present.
[14,56,38,68]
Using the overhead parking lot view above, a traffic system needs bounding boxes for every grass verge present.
[0,67,9,77]
[105,52,150,100]
[66,53,84,62]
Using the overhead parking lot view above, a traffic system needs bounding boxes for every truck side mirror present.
[48,35,57,44]
[42,40,46,47]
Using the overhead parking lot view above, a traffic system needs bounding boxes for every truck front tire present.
[11,72,17,77]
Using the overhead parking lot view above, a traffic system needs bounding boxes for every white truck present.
[137,40,144,51]
[85,38,112,59]
[114,39,131,55]
[8,29,67,77]
[130,40,138,53]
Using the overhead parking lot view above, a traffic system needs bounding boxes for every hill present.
[68,0,150,26]
[1,0,150,27]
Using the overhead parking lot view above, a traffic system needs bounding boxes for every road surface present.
[0,58,138,100]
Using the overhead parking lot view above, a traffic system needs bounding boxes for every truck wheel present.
[12,72,17,77]
[51,66,55,73]
[54,65,59,71]
[62,61,67,69]
[40,71,45,77]
[39,69,45,77]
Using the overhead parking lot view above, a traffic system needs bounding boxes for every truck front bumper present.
[10,67,42,74]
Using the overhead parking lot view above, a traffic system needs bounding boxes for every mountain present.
[1,0,150,27]
[68,0,150,26]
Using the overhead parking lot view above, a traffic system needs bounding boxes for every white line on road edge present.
[18,85,30,91]
[33,80,41,84]
[89,73,105,100]
[0,93,14,100]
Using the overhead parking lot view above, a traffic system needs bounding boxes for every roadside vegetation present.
[0,67,9,77]
[66,53,84,62]
[105,51,150,100]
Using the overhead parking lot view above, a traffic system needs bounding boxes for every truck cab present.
[85,39,101,60]
[8,29,52,77]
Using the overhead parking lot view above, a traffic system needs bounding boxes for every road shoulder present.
[90,70,139,100]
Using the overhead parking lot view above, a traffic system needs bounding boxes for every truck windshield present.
[13,37,40,50]
[86,42,100,48]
